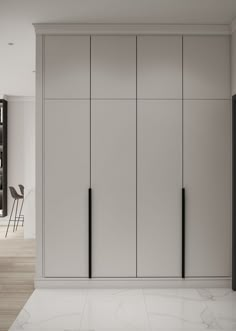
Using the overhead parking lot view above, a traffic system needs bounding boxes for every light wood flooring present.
[0,225,35,331]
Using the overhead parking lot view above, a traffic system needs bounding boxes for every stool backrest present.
[9,186,23,199]
[19,184,24,196]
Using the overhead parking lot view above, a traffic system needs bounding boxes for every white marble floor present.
[9,288,236,331]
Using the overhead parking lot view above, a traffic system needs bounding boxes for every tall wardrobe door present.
[91,36,136,98]
[184,100,231,277]
[137,100,182,277]
[44,100,90,277]
[91,100,136,277]
[44,36,90,99]
[137,36,182,99]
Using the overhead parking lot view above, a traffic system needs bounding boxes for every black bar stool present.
[16,184,24,230]
[5,186,24,238]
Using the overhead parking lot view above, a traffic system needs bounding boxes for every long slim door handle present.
[88,188,92,278]
[182,187,185,279]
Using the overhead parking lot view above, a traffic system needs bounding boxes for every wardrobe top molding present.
[33,23,232,35]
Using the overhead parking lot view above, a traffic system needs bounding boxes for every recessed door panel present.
[91,36,136,99]
[183,36,230,99]
[137,36,182,99]
[91,100,136,277]
[44,100,90,277]
[184,100,231,277]
[44,36,90,99]
[137,100,182,277]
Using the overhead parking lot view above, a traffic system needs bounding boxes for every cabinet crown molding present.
[33,23,231,35]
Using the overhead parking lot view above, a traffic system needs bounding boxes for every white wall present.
[23,99,36,238]
[232,28,236,95]
[1,97,35,238]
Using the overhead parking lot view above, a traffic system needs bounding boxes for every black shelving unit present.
[0,99,7,217]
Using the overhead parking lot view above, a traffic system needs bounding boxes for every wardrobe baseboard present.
[34,277,231,289]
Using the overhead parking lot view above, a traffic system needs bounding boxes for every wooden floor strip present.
[0,226,35,331]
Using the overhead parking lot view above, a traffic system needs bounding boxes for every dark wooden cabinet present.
[0,99,7,217]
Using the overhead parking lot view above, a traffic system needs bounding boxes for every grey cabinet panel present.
[184,100,231,277]
[91,100,136,277]
[91,36,136,99]
[44,100,90,277]
[137,36,182,99]
[183,36,230,99]
[44,36,90,99]
[137,100,182,277]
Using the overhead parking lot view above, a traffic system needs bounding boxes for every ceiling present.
[0,0,236,97]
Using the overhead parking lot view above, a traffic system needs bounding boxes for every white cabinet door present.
[137,36,182,99]
[44,36,90,99]
[184,100,231,277]
[91,36,136,99]
[91,100,136,277]
[137,100,182,277]
[44,100,90,277]
[183,36,230,99]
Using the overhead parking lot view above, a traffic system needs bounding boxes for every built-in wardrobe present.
[35,24,231,287]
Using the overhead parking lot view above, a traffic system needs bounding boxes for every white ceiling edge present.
[33,23,232,35]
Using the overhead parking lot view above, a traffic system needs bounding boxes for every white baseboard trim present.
[35,277,231,289]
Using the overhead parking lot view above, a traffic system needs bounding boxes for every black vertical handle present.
[182,188,185,279]
[88,188,92,278]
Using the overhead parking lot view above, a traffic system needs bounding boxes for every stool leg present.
[13,200,19,232]
[21,199,24,226]
[16,199,24,230]
[5,199,16,238]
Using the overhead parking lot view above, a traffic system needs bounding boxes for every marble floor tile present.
[143,289,210,330]
[9,289,88,331]
[9,288,236,331]
[80,289,149,331]
[198,289,236,330]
